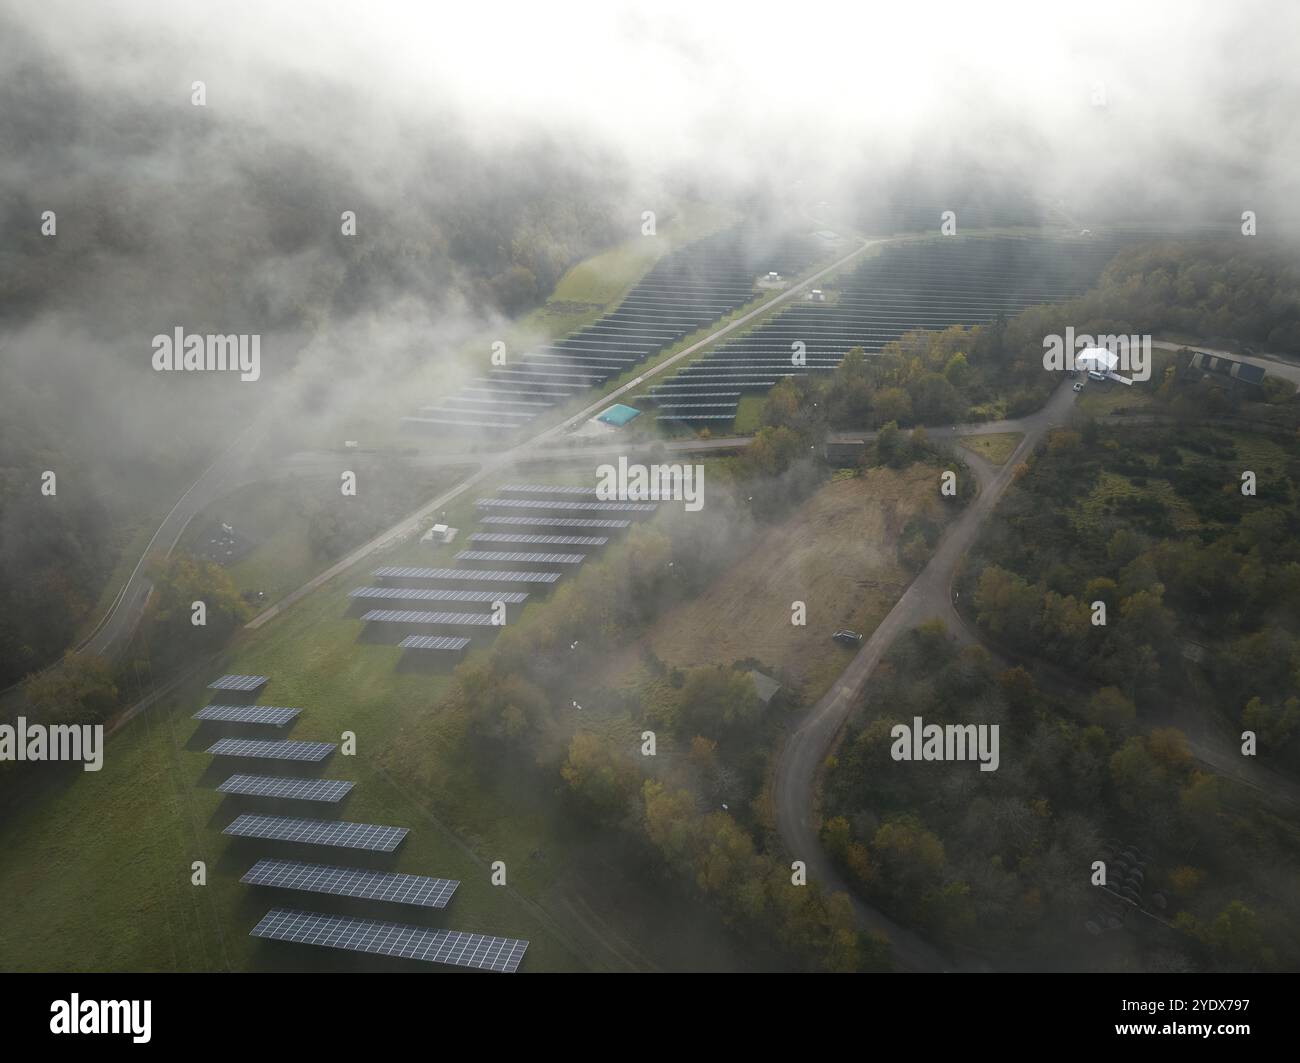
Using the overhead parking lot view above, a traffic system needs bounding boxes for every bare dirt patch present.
[599,464,948,700]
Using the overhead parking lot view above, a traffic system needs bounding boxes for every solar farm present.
[355,481,667,658]
[639,234,1131,424]
[191,673,530,972]
[401,226,823,436]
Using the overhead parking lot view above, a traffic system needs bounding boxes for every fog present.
[2,0,1298,487]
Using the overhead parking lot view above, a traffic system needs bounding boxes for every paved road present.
[79,426,265,658]
[773,379,1081,971]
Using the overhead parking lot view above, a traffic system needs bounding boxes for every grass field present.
[958,432,1023,466]
[176,464,475,604]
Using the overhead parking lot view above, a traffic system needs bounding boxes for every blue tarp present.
[596,403,641,427]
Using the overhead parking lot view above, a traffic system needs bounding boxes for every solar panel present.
[456,551,585,565]
[399,635,472,651]
[479,516,630,530]
[242,859,459,909]
[217,774,354,803]
[207,737,335,762]
[361,609,497,626]
[208,674,269,692]
[373,566,560,584]
[476,498,656,512]
[194,704,300,727]
[400,416,523,430]
[349,587,529,604]
[250,908,529,973]
[497,483,602,496]
[224,814,408,852]
[470,533,608,547]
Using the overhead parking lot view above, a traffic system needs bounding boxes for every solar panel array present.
[208,674,269,692]
[194,704,300,727]
[242,859,459,909]
[400,226,821,437]
[197,672,527,964]
[250,908,529,973]
[225,814,408,852]
[374,565,560,585]
[349,586,528,604]
[456,550,586,565]
[497,483,602,496]
[646,233,1135,424]
[361,609,498,626]
[208,737,336,763]
[470,533,608,547]
[218,774,354,803]
[476,497,656,512]
[399,635,472,651]
[480,515,630,530]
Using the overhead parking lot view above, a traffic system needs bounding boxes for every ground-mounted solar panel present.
[207,737,336,762]
[208,674,269,693]
[470,533,608,547]
[250,908,528,973]
[217,774,355,803]
[361,609,497,626]
[418,406,534,420]
[479,516,631,530]
[242,859,459,909]
[476,498,657,513]
[194,704,301,727]
[349,587,528,604]
[400,416,522,430]
[399,635,472,651]
[224,814,408,852]
[497,483,603,496]
[456,550,586,565]
[373,566,560,585]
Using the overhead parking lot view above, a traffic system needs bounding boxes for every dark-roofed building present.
[1187,350,1266,387]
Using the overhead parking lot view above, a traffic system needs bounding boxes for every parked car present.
[833,630,864,646]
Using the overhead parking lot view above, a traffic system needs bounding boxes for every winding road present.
[774,379,1082,971]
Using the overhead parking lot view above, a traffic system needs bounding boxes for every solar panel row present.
[497,483,602,496]
[218,774,354,803]
[250,908,528,973]
[224,814,408,852]
[479,515,630,530]
[469,533,608,546]
[374,566,560,584]
[207,737,336,763]
[242,859,458,909]
[208,674,269,692]
[399,635,472,651]
[455,550,586,565]
[476,497,656,512]
[349,586,528,604]
[361,609,498,626]
[194,704,300,727]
